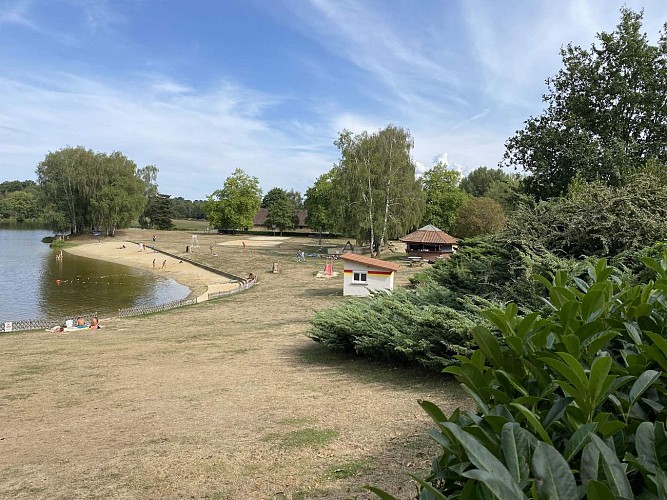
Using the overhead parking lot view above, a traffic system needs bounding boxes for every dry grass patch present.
[0,230,469,499]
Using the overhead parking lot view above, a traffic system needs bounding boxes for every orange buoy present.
[56,279,61,285]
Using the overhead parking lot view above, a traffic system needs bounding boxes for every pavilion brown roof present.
[400,224,457,244]
[339,253,400,272]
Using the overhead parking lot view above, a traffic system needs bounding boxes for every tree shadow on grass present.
[299,287,342,298]
[289,340,462,394]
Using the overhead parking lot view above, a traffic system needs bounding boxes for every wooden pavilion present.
[400,224,458,259]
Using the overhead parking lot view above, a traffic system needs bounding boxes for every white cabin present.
[340,253,400,297]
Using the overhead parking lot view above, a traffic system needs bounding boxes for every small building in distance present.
[253,208,309,230]
[340,253,400,297]
[400,224,458,259]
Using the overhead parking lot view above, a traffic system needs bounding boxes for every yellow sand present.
[217,236,291,247]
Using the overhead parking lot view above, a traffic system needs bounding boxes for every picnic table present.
[407,256,424,267]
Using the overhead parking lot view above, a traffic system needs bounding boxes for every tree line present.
[0,150,207,234]
[7,6,662,250]
[204,131,517,255]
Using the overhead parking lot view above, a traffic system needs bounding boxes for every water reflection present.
[39,251,183,319]
[0,228,190,322]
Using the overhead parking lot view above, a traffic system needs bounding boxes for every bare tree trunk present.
[378,134,395,257]
[367,159,375,256]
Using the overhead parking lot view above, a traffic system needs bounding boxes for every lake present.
[0,224,190,322]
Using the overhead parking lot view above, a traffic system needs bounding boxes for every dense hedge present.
[371,256,667,499]
[309,283,492,370]
[309,235,582,371]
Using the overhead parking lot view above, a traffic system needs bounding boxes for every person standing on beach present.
[162,259,167,268]
[152,259,156,269]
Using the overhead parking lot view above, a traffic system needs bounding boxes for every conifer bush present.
[309,235,580,370]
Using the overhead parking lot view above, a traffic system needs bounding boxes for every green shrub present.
[309,235,583,371]
[412,235,584,311]
[371,256,667,498]
[309,284,491,370]
[504,166,667,259]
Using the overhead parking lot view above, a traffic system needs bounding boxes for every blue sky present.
[2,0,667,200]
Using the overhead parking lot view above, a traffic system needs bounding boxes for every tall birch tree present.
[332,125,424,256]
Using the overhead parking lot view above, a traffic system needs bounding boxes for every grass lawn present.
[170,218,211,231]
[0,230,467,499]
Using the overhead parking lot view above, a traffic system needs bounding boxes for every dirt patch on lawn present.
[0,229,468,499]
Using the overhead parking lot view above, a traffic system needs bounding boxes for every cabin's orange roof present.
[339,253,400,272]
[400,224,457,244]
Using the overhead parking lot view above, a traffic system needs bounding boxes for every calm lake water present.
[0,224,190,322]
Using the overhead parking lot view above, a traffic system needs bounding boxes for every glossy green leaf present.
[588,434,634,499]
[645,331,667,360]
[586,480,614,500]
[533,273,553,290]
[542,396,573,429]
[581,288,608,322]
[531,441,578,499]
[623,321,643,345]
[472,326,504,368]
[443,423,519,490]
[406,475,448,500]
[461,383,490,414]
[542,353,587,396]
[635,421,658,474]
[500,422,529,485]
[419,400,448,427]
[582,331,618,356]
[365,485,399,500]
[589,356,614,409]
[649,467,667,499]
[495,370,529,397]
[482,309,515,338]
[629,370,660,408]
[510,403,552,445]
[562,334,581,357]
[596,420,626,439]
[461,469,528,500]
[426,428,454,451]
[516,312,540,339]
[563,422,597,462]
[581,442,600,486]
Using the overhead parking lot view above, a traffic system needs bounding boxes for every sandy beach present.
[64,236,239,302]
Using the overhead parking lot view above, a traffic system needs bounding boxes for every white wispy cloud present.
[284,0,468,118]
[4,0,667,199]
[0,73,336,199]
[0,0,37,29]
[75,0,126,30]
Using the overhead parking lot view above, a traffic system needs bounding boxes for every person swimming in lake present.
[75,316,87,328]
[89,317,101,330]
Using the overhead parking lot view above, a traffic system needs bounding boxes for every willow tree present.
[332,125,424,256]
[36,146,147,234]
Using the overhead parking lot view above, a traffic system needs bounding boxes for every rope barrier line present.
[117,297,197,318]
